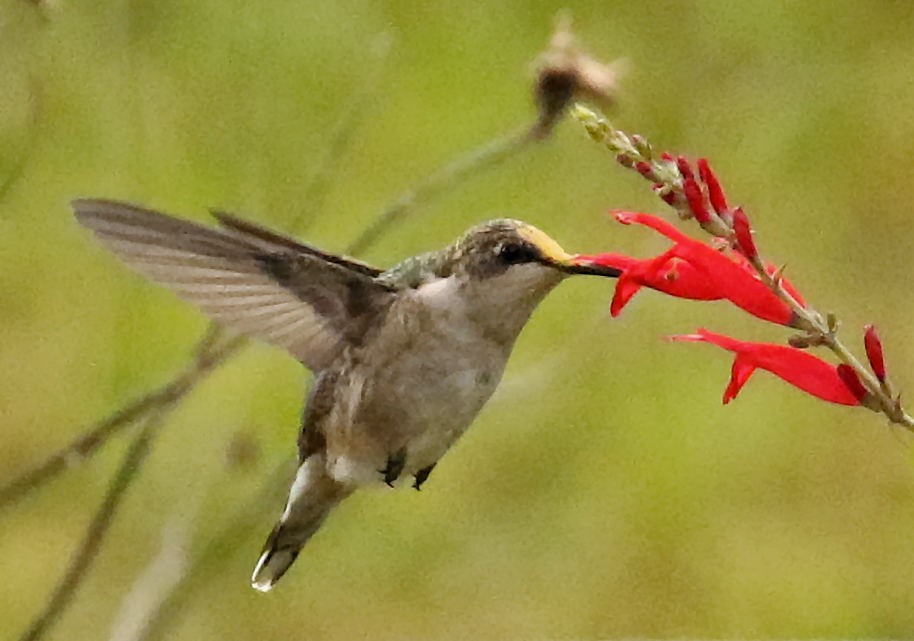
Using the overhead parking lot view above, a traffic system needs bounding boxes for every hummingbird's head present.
[447,218,621,284]
[422,219,620,341]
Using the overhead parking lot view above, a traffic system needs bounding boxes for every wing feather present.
[73,199,392,371]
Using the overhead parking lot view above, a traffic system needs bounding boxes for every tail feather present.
[251,454,351,592]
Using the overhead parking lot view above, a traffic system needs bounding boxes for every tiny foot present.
[379,447,407,487]
[413,463,437,491]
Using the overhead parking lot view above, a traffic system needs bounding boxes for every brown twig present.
[0,78,42,204]
[0,331,242,510]
[14,333,242,641]
[18,414,163,641]
[286,35,392,234]
[139,460,294,641]
[345,122,541,256]
[107,513,195,641]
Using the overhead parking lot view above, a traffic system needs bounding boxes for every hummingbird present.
[72,198,620,592]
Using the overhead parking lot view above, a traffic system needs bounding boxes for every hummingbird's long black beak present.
[550,254,621,278]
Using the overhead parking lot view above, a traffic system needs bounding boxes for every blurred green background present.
[3,1,914,639]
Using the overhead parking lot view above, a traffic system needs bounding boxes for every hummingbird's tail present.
[251,453,352,592]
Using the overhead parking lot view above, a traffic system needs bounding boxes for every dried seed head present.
[532,13,623,136]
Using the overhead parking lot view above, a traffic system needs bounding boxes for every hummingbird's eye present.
[497,242,537,265]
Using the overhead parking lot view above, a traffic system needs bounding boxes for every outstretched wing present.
[73,199,394,371]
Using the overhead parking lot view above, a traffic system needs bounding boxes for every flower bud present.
[731,207,757,260]
[676,155,695,182]
[697,158,729,216]
[651,183,677,206]
[864,324,887,382]
[682,177,711,224]
[616,154,635,168]
[631,134,653,158]
[635,161,653,178]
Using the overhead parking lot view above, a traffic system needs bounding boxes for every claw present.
[413,463,436,491]
[379,447,407,487]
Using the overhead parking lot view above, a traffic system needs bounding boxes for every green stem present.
[345,122,540,256]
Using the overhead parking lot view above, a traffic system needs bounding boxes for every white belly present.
[325,277,511,486]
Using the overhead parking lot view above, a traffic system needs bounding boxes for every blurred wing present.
[73,199,393,371]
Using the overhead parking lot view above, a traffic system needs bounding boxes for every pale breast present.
[324,276,510,486]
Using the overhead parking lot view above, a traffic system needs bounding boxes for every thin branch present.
[139,460,294,641]
[107,514,194,641]
[15,334,242,641]
[286,34,392,234]
[0,332,244,511]
[0,39,391,511]
[0,117,544,512]
[346,121,541,256]
[18,414,163,641]
[0,78,42,204]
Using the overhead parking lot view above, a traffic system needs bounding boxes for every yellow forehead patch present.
[517,225,572,265]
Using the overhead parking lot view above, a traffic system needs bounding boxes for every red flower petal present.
[613,210,692,243]
[670,329,861,406]
[725,355,757,404]
[610,272,645,316]
[836,364,869,401]
[863,324,886,382]
[576,250,724,317]
[614,212,796,325]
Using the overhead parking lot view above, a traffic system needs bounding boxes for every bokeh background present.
[3,1,914,639]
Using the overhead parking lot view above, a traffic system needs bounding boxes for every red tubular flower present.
[731,207,757,260]
[836,364,869,401]
[863,324,886,382]
[697,158,728,216]
[670,329,862,406]
[575,250,723,316]
[613,211,799,325]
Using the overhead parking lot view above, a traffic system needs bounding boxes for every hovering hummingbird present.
[73,199,620,591]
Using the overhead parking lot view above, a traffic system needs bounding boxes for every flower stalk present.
[573,104,913,429]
